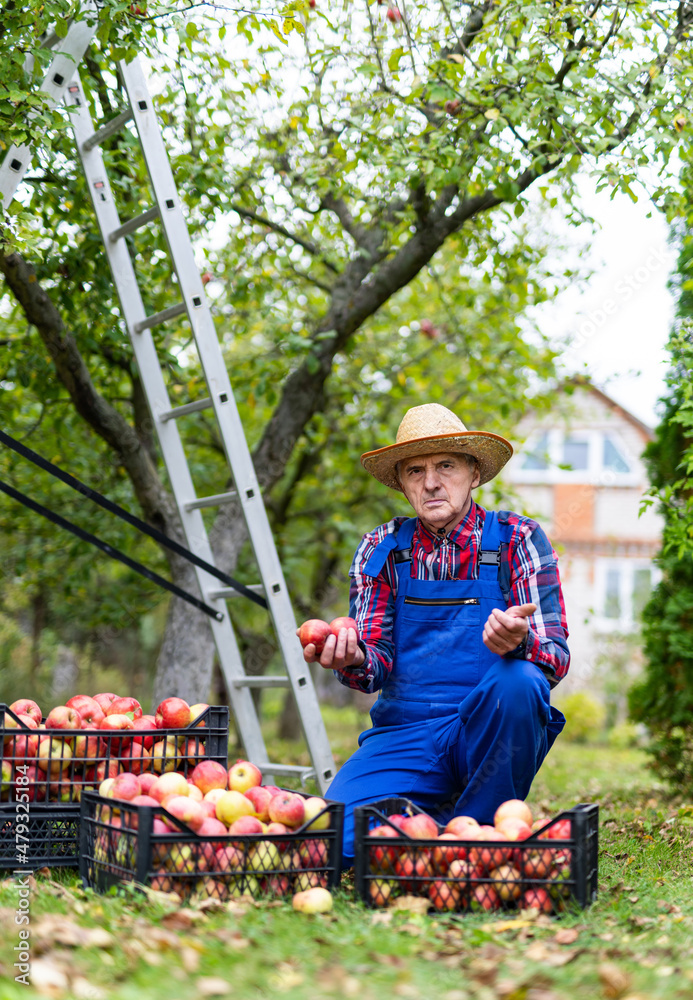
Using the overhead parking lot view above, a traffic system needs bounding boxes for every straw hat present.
[361,404,513,492]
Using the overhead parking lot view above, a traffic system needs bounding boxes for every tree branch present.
[230,202,339,273]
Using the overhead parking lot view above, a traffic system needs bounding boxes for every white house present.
[500,379,662,706]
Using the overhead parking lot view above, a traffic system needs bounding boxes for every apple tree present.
[2,0,693,711]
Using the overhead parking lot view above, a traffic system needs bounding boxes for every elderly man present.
[302,404,568,864]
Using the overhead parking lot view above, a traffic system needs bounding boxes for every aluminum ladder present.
[0,13,336,794]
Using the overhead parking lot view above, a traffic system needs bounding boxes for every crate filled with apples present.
[354,797,598,915]
[79,758,344,905]
[0,696,229,869]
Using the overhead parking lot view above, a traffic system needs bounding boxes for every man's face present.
[399,451,481,533]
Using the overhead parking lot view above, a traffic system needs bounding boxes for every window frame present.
[514,428,640,486]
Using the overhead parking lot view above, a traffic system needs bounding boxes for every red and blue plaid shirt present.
[338,501,569,693]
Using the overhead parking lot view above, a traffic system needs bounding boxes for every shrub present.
[556,691,606,743]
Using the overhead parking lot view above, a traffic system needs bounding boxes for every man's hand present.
[296,626,366,671]
[482,603,536,656]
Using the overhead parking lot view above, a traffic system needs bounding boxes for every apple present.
[121,742,151,774]
[368,878,395,908]
[107,697,142,720]
[45,705,82,732]
[520,886,554,913]
[470,883,501,911]
[204,787,227,806]
[247,840,281,873]
[386,6,402,23]
[37,736,72,777]
[155,697,191,730]
[12,728,39,763]
[369,824,402,872]
[244,784,272,822]
[215,844,245,873]
[9,699,42,726]
[165,795,206,833]
[137,772,158,796]
[468,827,512,872]
[71,731,102,764]
[394,850,434,892]
[99,776,117,798]
[19,764,46,802]
[266,874,292,897]
[131,717,158,751]
[448,857,485,881]
[65,695,104,727]
[297,619,331,654]
[84,760,122,784]
[428,879,462,911]
[150,737,180,773]
[110,772,142,802]
[541,818,572,840]
[496,816,533,841]
[299,839,328,869]
[188,703,209,727]
[301,796,330,831]
[187,782,203,802]
[227,816,264,836]
[268,791,305,829]
[493,798,533,829]
[98,714,135,750]
[93,693,119,713]
[294,872,328,891]
[400,812,438,840]
[522,848,555,879]
[215,790,257,827]
[228,759,262,793]
[131,794,159,808]
[489,864,522,902]
[444,815,480,838]
[431,832,468,873]
[150,771,190,803]
[329,616,359,639]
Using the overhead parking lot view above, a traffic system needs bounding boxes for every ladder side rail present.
[64,74,273,775]
[120,57,336,792]
[0,10,98,211]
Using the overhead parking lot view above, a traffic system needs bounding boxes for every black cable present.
[0,478,225,621]
[0,428,268,609]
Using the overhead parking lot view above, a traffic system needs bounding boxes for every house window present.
[521,431,550,470]
[562,436,589,471]
[603,435,631,474]
[596,560,658,631]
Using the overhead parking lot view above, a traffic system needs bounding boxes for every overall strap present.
[478,508,503,582]
[362,517,417,579]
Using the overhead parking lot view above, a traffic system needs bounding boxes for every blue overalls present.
[326,510,566,864]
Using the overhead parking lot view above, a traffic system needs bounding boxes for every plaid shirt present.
[338,501,569,693]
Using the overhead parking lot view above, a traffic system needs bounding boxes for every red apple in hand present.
[298,619,332,655]
[329,616,359,639]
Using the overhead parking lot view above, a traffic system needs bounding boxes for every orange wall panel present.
[552,484,595,541]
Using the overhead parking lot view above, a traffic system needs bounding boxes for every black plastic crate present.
[354,798,598,915]
[0,703,229,805]
[0,803,81,869]
[79,789,344,903]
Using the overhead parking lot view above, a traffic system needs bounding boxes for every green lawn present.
[2,734,693,1000]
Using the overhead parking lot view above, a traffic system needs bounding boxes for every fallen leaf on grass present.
[144,926,180,950]
[161,908,205,931]
[195,976,232,997]
[29,958,69,997]
[598,962,632,997]
[391,895,430,915]
[525,941,579,967]
[554,928,580,945]
[181,947,200,973]
[33,918,114,951]
[480,917,536,933]
[269,965,304,991]
[71,977,108,999]
[369,911,393,926]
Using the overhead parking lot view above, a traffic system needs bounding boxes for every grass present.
[2,729,693,1000]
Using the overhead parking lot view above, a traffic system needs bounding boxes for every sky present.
[534,184,678,431]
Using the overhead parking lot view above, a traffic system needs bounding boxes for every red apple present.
[150,772,190,803]
[228,815,264,836]
[470,883,501,911]
[216,844,245,873]
[268,791,305,829]
[110,772,142,802]
[369,824,402,873]
[541,818,572,840]
[84,760,122,784]
[199,800,218,819]
[98,714,135,750]
[149,736,179,773]
[71,730,102,764]
[187,782,203,803]
[444,815,480,838]
[329,616,359,639]
[431,832,468,873]
[45,705,82,732]
[65,695,104,727]
[428,879,462,911]
[244,784,272,822]
[138,772,158,796]
[19,763,46,802]
[299,838,328,869]
[297,619,332,654]
[493,798,533,829]
[468,827,512,871]
[188,703,209,727]
[165,795,206,833]
[215,790,257,827]
[368,878,395,907]
[496,816,533,841]
[520,886,554,913]
[107,697,142,721]
[155,697,191,730]
[522,848,555,879]
[122,742,152,775]
[9,699,42,726]
[489,863,522,902]
[93,693,119,713]
[131,717,158,752]
[448,857,485,881]
[400,812,438,840]
[386,6,402,23]
[394,850,434,892]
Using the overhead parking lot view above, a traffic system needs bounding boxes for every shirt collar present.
[416,500,480,549]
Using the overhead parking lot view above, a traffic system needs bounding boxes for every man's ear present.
[472,465,481,489]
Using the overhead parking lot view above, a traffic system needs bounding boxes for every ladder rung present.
[184,491,237,512]
[207,584,265,600]
[255,763,317,780]
[134,301,186,333]
[109,205,159,242]
[83,107,134,152]
[159,397,213,421]
[232,677,290,689]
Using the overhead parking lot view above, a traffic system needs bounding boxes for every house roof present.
[563,376,654,442]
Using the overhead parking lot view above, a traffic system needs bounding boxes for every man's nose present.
[423,467,442,490]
